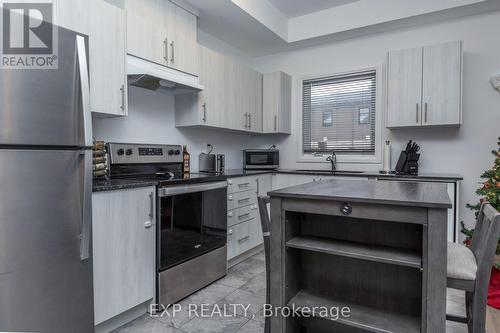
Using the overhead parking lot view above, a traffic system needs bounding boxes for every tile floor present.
[113,250,485,333]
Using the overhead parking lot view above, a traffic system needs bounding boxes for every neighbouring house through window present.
[302,70,376,155]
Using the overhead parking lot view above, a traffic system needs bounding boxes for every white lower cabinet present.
[226,176,262,261]
[92,187,156,325]
[227,215,262,260]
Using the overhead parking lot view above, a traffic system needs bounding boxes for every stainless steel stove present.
[107,143,228,307]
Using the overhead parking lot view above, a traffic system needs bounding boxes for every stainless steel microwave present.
[243,149,279,170]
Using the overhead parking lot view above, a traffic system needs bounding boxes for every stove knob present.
[174,150,180,155]
[126,149,133,156]
[168,150,174,156]
[117,148,124,156]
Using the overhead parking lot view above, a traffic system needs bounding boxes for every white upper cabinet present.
[175,46,263,133]
[53,0,89,35]
[387,47,423,127]
[125,0,198,76]
[422,41,463,126]
[125,0,168,65]
[169,5,198,75]
[89,0,127,117]
[262,71,292,134]
[387,41,462,128]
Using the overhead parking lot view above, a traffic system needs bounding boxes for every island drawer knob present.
[340,202,352,215]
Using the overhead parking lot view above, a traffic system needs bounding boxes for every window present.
[302,70,376,155]
[322,111,333,126]
[359,108,370,124]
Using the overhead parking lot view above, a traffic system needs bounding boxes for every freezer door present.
[0,149,94,333]
[0,26,91,147]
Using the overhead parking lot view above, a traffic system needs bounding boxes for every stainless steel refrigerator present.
[0,26,94,332]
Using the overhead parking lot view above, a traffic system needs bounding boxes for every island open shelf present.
[287,290,421,333]
[286,235,422,268]
[269,179,451,332]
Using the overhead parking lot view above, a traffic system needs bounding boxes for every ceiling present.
[186,0,288,56]
[268,0,359,18]
[185,0,500,58]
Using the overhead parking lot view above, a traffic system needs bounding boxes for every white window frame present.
[296,66,384,165]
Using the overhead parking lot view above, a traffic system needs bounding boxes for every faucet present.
[326,151,337,171]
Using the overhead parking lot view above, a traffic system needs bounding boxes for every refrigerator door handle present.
[80,150,92,261]
[76,35,92,147]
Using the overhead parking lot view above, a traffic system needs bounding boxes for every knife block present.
[395,151,420,175]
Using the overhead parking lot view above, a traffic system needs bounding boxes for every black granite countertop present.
[93,178,159,192]
[93,169,462,192]
[223,168,463,181]
[93,173,229,192]
[269,178,453,209]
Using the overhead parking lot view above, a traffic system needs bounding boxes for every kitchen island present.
[268,178,452,333]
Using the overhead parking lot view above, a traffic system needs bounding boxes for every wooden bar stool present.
[257,195,271,333]
[447,202,500,333]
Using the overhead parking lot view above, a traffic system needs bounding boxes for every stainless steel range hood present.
[127,55,203,94]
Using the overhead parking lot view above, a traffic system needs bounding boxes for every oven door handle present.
[157,181,227,197]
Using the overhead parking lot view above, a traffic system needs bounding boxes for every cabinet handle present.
[237,197,250,204]
[120,85,125,111]
[274,115,277,131]
[244,112,248,129]
[149,192,154,219]
[248,113,251,130]
[228,229,233,235]
[238,213,250,219]
[238,235,250,242]
[416,103,419,123]
[238,182,250,188]
[228,195,233,201]
[163,37,168,63]
[424,102,428,123]
[170,40,175,63]
[228,212,233,217]
[202,103,207,122]
[144,221,152,228]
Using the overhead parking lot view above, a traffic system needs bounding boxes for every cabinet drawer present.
[227,219,263,260]
[228,190,256,210]
[227,204,258,227]
[228,177,256,194]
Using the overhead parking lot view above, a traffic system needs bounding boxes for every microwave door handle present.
[76,35,92,147]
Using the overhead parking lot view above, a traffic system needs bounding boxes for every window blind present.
[302,70,376,155]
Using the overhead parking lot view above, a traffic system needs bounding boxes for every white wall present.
[92,86,259,171]
[254,11,500,229]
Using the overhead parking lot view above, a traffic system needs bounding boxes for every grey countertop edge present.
[268,191,453,209]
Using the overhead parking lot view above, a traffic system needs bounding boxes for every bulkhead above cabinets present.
[386,40,463,128]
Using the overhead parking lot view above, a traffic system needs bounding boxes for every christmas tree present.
[462,137,500,267]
